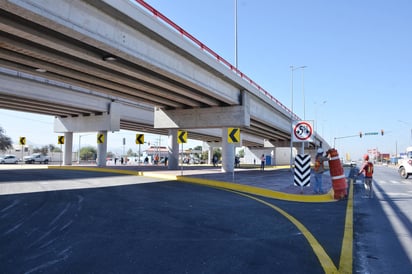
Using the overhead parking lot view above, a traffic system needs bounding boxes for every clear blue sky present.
[1,0,411,159]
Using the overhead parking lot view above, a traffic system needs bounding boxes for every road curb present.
[48,166,336,203]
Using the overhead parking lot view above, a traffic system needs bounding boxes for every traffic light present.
[381,129,384,136]
[359,132,362,138]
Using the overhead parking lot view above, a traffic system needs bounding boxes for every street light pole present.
[314,100,327,132]
[78,135,81,164]
[78,133,93,164]
[300,66,307,154]
[301,66,307,120]
[289,65,306,170]
[234,0,238,69]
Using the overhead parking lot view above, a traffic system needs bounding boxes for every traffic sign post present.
[292,121,314,154]
[227,128,240,182]
[177,130,187,144]
[19,137,26,161]
[19,137,26,145]
[136,134,144,166]
[228,128,240,143]
[292,121,314,142]
[178,130,187,175]
[97,133,104,144]
[58,136,64,166]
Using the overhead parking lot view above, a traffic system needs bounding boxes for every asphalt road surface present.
[0,168,351,273]
[353,165,412,273]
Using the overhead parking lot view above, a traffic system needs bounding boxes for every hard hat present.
[363,154,369,161]
[317,148,324,154]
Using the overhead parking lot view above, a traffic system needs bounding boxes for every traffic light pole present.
[333,135,359,148]
[334,130,384,148]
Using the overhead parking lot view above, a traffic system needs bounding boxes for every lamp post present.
[290,65,306,170]
[314,100,327,132]
[234,0,238,69]
[78,133,93,164]
[301,66,307,119]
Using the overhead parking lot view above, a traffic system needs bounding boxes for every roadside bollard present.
[328,148,348,200]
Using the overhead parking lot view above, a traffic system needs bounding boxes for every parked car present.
[24,153,51,164]
[0,154,19,164]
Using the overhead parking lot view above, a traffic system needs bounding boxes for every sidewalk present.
[103,164,334,196]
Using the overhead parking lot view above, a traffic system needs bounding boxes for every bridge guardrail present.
[134,0,300,120]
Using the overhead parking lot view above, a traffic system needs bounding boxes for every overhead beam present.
[154,105,250,129]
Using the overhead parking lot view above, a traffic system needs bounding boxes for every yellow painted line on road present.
[338,181,354,273]
[49,165,353,272]
[225,185,354,273]
[48,166,335,203]
[176,176,336,203]
[229,190,339,273]
[48,165,144,175]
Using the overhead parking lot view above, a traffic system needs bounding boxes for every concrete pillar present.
[63,132,73,165]
[168,129,179,170]
[208,146,213,165]
[221,128,235,172]
[97,130,107,167]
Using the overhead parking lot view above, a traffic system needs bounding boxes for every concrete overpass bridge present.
[0,0,329,171]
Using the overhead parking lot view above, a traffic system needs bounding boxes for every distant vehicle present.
[24,153,51,164]
[0,154,19,164]
[343,161,357,167]
[398,146,412,179]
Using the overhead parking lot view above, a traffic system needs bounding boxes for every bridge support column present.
[221,128,235,173]
[208,146,213,165]
[168,129,179,170]
[97,131,107,167]
[63,132,73,165]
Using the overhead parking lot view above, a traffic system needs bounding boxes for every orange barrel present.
[327,149,348,199]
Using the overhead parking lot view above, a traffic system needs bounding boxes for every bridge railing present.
[134,0,300,121]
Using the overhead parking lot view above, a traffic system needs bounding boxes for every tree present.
[201,150,209,161]
[194,145,202,151]
[80,146,97,161]
[51,146,62,153]
[126,148,137,157]
[33,145,49,155]
[0,127,13,151]
[32,144,62,155]
[213,148,222,160]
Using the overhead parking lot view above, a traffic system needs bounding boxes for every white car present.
[0,154,19,164]
[399,146,412,179]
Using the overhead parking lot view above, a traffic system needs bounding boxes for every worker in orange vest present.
[358,154,374,198]
[313,148,330,194]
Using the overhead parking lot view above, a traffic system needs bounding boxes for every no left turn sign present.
[293,121,314,142]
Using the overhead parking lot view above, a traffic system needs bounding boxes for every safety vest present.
[365,162,374,177]
[314,156,324,172]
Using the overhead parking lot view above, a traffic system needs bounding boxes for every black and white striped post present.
[294,154,311,193]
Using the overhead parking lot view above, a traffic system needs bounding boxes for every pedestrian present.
[212,154,218,167]
[357,154,374,198]
[260,154,265,171]
[313,148,329,194]
[234,156,240,168]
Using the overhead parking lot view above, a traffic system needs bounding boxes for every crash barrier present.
[328,149,348,200]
